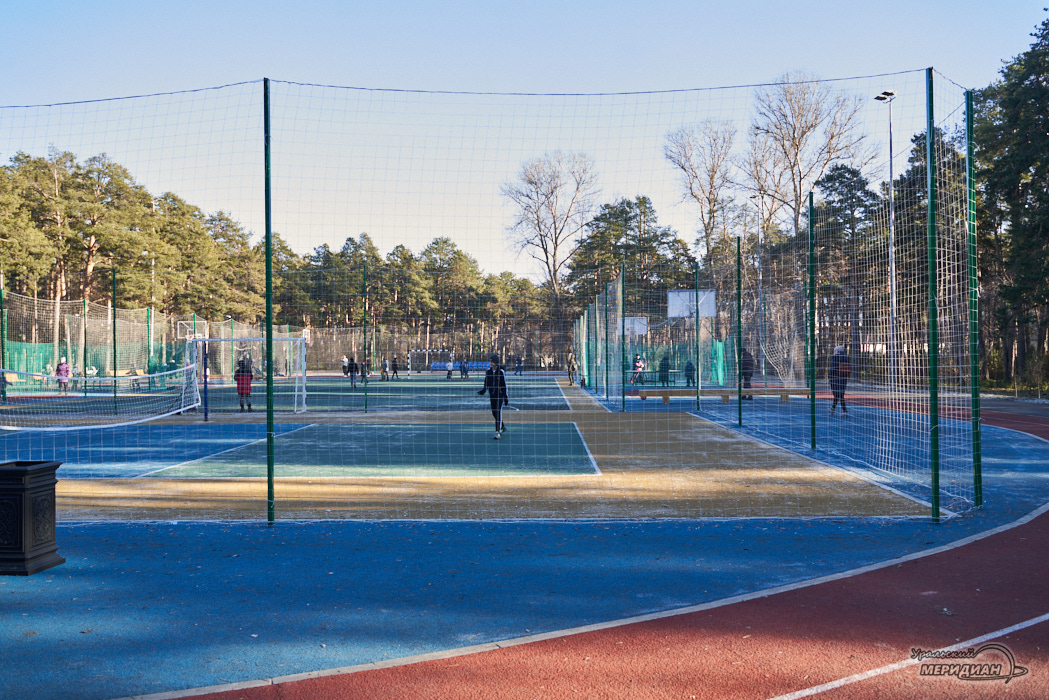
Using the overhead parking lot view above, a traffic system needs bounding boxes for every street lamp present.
[749,194,766,381]
[730,228,745,427]
[875,90,898,394]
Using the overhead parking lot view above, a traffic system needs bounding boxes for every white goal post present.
[188,336,307,413]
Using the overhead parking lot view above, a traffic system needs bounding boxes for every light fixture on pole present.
[875,90,898,394]
[749,194,766,381]
[730,229,744,427]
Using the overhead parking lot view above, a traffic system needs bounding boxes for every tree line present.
[2,12,1048,382]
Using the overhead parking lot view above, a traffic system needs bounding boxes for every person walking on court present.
[740,347,755,400]
[234,359,253,412]
[381,357,389,381]
[478,353,509,439]
[391,356,399,379]
[684,359,696,387]
[829,345,851,415]
[341,355,349,377]
[347,356,358,389]
[567,353,578,386]
[515,357,523,376]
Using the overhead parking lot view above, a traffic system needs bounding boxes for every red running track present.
[188,412,1049,700]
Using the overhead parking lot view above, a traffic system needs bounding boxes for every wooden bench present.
[638,387,795,404]
[3,372,23,385]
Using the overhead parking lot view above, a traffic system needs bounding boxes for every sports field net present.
[0,69,979,520]
[190,337,307,413]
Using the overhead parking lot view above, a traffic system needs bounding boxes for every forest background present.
[2,16,1048,390]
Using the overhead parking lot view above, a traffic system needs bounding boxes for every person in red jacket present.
[234,359,253,412]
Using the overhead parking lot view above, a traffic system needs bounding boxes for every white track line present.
[120,501,1049,700]
[767,612,1049,700]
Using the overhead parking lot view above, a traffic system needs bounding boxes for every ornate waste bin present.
[0,461,65,575]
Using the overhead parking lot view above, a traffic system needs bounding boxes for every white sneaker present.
[494,432,501,440]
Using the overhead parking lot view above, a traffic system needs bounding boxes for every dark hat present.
[489,353,500,365]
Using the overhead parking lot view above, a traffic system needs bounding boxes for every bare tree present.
[502,151,598,309]
[738,128,789,235]
[664,120,736,260]
[751,71,872,237]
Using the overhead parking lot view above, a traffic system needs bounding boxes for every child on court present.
[478,353,509,439]
[234,359,253,412]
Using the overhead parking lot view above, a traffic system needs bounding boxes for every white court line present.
[767,612,1049,700]
[137,424,316,477]
[572,421,602,475]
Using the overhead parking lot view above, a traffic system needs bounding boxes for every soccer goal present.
[188,336,307,413]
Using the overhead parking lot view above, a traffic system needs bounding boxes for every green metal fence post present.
[926,68,941,521]
[112,267,118,414]
[694,261,700,411]
[0,286,5,404]
[736,233,742,427]
[621,263,626,411]
[264,77,276,525]
[808,192,817,450]
[965,90,983,508]
[603,281,609,400]
[363,263,369,413]
[83,299,88,397]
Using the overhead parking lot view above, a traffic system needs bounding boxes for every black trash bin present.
[0,461,65,575]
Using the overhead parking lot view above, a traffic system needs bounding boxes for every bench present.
[638,387,795,404]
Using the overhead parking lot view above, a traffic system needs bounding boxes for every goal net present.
[189,337,307,413]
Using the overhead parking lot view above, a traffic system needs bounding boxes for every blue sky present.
[1,2,1045,277]
[2,0,1043,103]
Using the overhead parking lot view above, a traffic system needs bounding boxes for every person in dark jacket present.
[658,356,671,387]
[828,345,851,415]
[740,347,755,400]
[478,353,509,439]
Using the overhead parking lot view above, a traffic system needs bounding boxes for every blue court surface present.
[0,422,596,479]
[611,391,979,512]
[1,423,1048,699]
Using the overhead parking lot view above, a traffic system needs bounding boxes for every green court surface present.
[201,373,570,413]
[151,422,597,478]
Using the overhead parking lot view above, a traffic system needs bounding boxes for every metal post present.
[926,68,941,521]
[264,77,275,525]
[112,267,118,414]
[808,192,817,450]
[202,340,209,422]
[888,95,898,396]
[694,261,701,410]
[82,299,87,398]
[736,234,743,427]
[621,264,626,412]
[603,281,609,399]
[363,263,369,413]
[966,90,983,507]
[0,286,5,404]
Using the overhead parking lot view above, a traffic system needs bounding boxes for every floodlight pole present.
[264,77,275,525]
[750,195,766,383]
[876,90,899,396]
